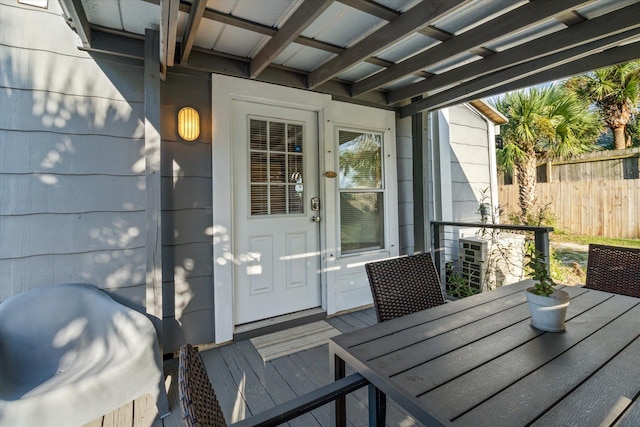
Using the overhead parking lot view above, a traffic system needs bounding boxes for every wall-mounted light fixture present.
[177,107,200,141]
[495,135,504,150]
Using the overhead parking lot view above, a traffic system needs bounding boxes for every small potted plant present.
[525,250,570,332]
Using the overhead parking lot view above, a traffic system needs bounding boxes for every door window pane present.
[338,129,385,255]
[249,118,305,216]
[339,131,382,189]
[340,193,384,253]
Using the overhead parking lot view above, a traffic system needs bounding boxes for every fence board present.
[498,180,640,239]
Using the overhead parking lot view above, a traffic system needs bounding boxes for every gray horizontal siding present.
[162,209,212,245]
[162,242,213,280]
[160,68,214,350]
[1,212,145,258]
[162,140,212,177]
[165,275,215,314]
[0,175,144,214]
[161,176,211,209]
[0,87,144,137]
[0,249,146,301]
[1,1,147,309]
[0,130,143,175]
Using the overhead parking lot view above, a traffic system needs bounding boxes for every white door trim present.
[212,75,332,344]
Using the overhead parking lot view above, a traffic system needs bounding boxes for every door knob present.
[312,215,321,222]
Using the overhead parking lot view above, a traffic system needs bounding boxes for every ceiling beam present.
[146,0,412,73]
[58,0,91,48]
[338,0,452,41]
[399,30,640,116]
[250,0,334,78]
[179,0,207,64]
[388,1,640,104]
[185,48,390,108]
[83,28,391,109]
[307,0,466,89]
[160,0,179,78]
[466,41,640,106]
[351,0,596,97]
[337,0,397,20]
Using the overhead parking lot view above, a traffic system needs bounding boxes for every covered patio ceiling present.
[59,0,640,116]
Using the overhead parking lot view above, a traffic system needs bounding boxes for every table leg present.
[368,385,386,426]
[331,353,347,427]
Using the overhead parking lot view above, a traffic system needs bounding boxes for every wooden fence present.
[498,180,640,239]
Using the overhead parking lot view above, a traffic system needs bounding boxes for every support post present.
[144,29,163,338]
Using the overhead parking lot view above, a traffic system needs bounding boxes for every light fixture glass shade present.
[178,107,200,141]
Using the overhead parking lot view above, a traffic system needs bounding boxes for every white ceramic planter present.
[525,287,570,332]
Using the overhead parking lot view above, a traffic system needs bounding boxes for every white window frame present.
[335,127,387,258]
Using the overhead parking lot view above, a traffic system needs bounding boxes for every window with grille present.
[249,118,304,216]
[338,129,385,254]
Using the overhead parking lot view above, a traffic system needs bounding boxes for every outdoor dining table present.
[329,279,640,426]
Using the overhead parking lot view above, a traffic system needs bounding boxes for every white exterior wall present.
[422,104,500,280]
[396,116,414,255]
[448,104,494,222]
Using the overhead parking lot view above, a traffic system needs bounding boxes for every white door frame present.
[212,75,333,344]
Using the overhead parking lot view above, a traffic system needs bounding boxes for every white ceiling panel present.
[120,1,160,34]
[336,62,385,83]
[373,0,422,13]
[433,0,526,35]
[80,0,123,30]
[485,19,566,53]
[376,33,440,63]
[274,43,335,72]
[424,52,481,74]
[205,0,235,14]
[193,15,226,50]
[214,25,268,58]
[576,0,639,19]
[301,2,385,48]
[228,0,300,28]
[381,74,424,91]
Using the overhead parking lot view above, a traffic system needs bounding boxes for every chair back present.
[585,244,640,298]
[365,252,446,322]
[178,343,228,427]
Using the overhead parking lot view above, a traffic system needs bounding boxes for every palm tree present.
[493,85,600,218]
[567,61,640,150]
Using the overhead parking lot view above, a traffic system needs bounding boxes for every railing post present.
[432,223,444,288]
[430,221,553,286]
[534,229,551,275]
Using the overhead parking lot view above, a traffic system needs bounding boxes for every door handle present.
[311,215,321,223]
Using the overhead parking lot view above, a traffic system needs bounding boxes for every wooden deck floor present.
[85,308,423,427]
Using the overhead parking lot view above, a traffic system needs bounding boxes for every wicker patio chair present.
[178,344,368,427]
[365,252,446,323]
[585,244,640,298]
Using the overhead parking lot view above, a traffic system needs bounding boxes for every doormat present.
[250,321,341,362]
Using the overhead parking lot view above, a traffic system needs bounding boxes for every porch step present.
[233,307,326,341]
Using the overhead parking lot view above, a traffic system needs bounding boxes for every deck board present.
[84,307,423,427]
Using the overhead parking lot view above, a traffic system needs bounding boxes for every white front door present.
[232,100,321,325]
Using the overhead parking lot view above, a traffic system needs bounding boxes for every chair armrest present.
[231,373,368,427]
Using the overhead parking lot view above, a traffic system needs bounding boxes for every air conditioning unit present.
[458,233,526,292]
[458,237,489,293]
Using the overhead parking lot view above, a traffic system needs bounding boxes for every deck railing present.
[431,221,553,294]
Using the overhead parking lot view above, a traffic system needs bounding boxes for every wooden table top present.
[329,280,640,426]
